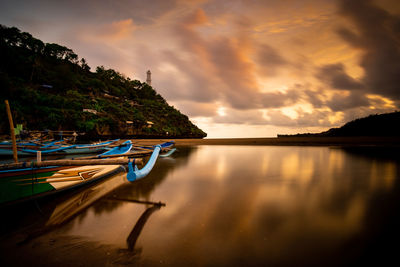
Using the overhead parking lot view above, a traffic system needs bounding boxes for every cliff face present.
[0,25,207,138]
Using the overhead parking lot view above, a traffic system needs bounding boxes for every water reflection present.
[89,146,197,215]
[136,146,400,266]
[1,145,399,266]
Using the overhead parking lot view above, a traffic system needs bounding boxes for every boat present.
[98,140,132,156]
[0,140,167,206]
[0,139,69,149]
[60,139,120,155]
[18,144,77,155]
[0,140,133,205]
[0,167,165,251]
[0,164,125,205]
[0,143,64,157]
[0,139,119,157]
[133,141,175,150]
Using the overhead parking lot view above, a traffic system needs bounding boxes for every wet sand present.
[134,136,400,146]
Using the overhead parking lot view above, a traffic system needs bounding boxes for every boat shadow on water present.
[0,147,198,266]
[0,169,166,266]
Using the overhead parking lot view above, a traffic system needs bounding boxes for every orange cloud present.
[172,8,266,109]
[81,19,136,43]
[100,19,136,41]
[184,8,208,27]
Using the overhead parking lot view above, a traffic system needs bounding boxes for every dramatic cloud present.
[326,91,370,111]
[255,44,288,77]
[81,19,136,43]
[302,87,326,109]
[174,101,218,118]
[337,0,400,100]
[317,63,363,90]
[213,109,266,125]
[1,0,399,137]
[172,9,264,110]
[265,109,335,128]
[260,90,300,108]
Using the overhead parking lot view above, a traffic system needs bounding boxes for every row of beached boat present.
[0,139,176,206]
[0,139,122,156]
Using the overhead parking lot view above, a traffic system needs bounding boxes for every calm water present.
[1,145,400,266]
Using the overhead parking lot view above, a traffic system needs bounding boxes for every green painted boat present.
[0,164,124,205]
[0,140,132,205]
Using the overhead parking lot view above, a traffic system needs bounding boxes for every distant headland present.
[278,111,400,138]
[134,111,400,147]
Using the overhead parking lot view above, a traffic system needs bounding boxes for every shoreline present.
[133,136,400,147]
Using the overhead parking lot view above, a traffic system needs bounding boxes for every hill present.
[0,25,206,139]
[278,111,400,137]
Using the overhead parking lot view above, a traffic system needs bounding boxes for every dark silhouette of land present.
[132,112,400,147]
[278,111,400,138]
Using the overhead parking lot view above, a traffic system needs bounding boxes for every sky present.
[1,0,400,138]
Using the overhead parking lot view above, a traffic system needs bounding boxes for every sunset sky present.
[1,0,399,137]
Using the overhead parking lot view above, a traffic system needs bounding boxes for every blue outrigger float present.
[0,140,175,206]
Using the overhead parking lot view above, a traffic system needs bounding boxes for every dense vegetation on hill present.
[0,25,206,139]
[279,111,400,137]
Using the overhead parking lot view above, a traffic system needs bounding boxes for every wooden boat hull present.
[0,164,124,205]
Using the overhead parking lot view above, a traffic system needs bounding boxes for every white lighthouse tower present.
[146,70,152,86]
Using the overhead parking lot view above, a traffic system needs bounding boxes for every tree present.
[80,58,90,71]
